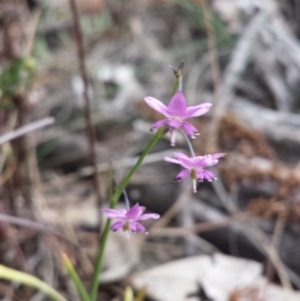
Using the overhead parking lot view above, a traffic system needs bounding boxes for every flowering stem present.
[90,128,167,301]
[178,129,196,158]
[0,264,67,301]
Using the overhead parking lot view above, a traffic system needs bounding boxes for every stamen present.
[193,179,197,193]
[171,131,176,146]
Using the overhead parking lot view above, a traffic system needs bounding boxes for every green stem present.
[90,128,166,301]
[61,253,91,301]
[0,264,67,301]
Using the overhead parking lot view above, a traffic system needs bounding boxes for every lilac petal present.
[139,213,160,220]
[167,92,187,117]
[173,153,194,169]
[137,204,146,216]
[167,119,182,129]
[211,153,226,160]
[111,221,125,232]
[202,170,216,181]
[183,103,212,118]
[196,170,204,181]
[102,208,127,219]
[190,156,208,168]
[144,97,171,117]
[181,122,198,136]
[151,119,169,130]
[203,154,222,166]
[126,203,141,219]
[164,157,182,165]
[196,170,216,182]
[174,169,190,182]
[130,222,147,233]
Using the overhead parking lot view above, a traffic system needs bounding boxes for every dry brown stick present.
[245,218,292,290]
[0,212,68,241]
[68,0,102,225]
[265,214,287,283]
[0,117,55,145]
[149,212,247,236]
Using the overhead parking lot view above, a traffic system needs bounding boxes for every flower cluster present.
[102,66,226,235]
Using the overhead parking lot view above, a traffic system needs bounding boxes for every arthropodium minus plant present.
[86,62,227,301]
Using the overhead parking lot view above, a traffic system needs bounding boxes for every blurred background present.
[1,0,300,300]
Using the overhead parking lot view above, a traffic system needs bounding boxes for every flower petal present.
[196,170,216,182]
[137,204,146,216]
[211,153,226,160]
[174,169,190,182]
[202,170,216,181]
[164,157,182,165]
[196,170,204,181]
[111,221,125,232]
[130,222,147,233]
[173,153,194,169]
[126,203,142,219]
[150,120,169,131]
[167,92,187,117]
[139,213,160,220]
[184,103,212,118]
[190,156,208,168]
[181,122,198,136]
[202,154,225,166]
[102,208,127,219]
[167,119,182,129]
[144,97,171,117]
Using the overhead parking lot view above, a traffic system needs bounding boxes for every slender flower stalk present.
[165,152,226,193]
[178,129,196,158]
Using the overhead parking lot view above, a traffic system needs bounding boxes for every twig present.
[0,212,74,243]
[0,117,55,145]
[68,0,102,225]
[149,212,247,236]
[245,218,292,290]
[265,214,287,282]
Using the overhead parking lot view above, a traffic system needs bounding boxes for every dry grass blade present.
[0,117,55,145]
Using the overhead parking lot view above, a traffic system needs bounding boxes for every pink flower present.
[165,152,226,193]
[144,91,212,146]
[102,203,160,234]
